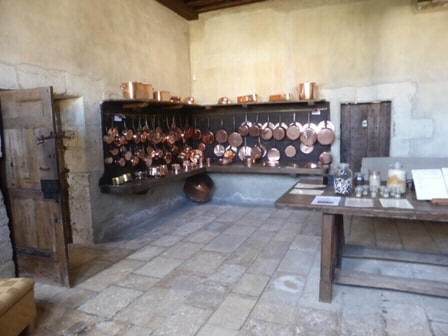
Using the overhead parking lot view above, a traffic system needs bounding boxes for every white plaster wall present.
[189,0,448,159]
[0,0,192,243]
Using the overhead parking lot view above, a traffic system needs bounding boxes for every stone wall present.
[189,0,448,161]
[0,0,192,244]
[0,190,14,277]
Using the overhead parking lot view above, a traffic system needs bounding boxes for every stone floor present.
[31,204,448,336]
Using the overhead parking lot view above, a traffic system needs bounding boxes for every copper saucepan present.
[215,119,228,144]
[238,114,251,137]
[273,119,288,141]
[228,116,243,147]
[214,144,225,157]
[300,113,317,146]
[317,119,335,145]
[286,113,302,141]
[201,118,215,145]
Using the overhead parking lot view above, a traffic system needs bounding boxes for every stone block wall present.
[0,190,14,277]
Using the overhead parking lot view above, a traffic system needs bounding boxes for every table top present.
[275,187,448,222]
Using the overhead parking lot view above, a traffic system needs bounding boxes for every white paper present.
[412,169,448,200]
[379,198,414,209]
[344,198,374,208]
[311,196,341,206]
[294,183,326,189]
[289,189,324,196]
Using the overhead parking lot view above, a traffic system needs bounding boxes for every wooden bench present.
[0,278,36,336]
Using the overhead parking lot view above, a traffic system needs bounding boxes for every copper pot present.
[218,97,232,105]
[130,156,140,167]
[190,149,203,164]
[164,152,173,165]
[122,121,133,142]
[124,150,133,161]
[267,148,281,162]
[198,142,206,151]
[143,156,152,168]
[319,151,333,165]
[317,120,335,145]
[104,157,113,165]
[215,119,228,144]
[248,122,262,137]
[238,117,251,137]
[251,145,262,161]
[298,82,317,100]
[103,134,114,145]
[285,145,297,158]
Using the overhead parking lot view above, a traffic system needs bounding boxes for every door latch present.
[361,120,368,128]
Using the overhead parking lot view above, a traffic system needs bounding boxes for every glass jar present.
[369,170,381,187]
[354,172,365,187]
[334,163,353,195]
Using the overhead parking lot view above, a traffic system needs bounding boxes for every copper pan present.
[198,142,206,152]
[104,157,113,165]
[109,148,119,156]
[124,150,133,161]
[122,120,133,142]
[267,148,281,162]
[193,118,202,141]
[238,114,251,137]
[273,122,287,141]
[319,151,333,165]
[117,157,126,167]
[300,114,318,146]
[143,156,152,168]
[285,145,297,158]
[228,132,243,147]
[213,144,225,157]
[238,146,252,161]
[300,143,314,154]
[286,113,302,141]
[103,135,114,145]
[228,116,243,147]
[317,119,335,145]
[201,118,215,145]
[130,156,140,167]
[248,114,262,137]
[164,152,173,165]
[190,149,203,164]
[215,119,228,144]
[224,145,237,161]
[251,145,262,161]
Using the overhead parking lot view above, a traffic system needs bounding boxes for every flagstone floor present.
[30,203,448,335]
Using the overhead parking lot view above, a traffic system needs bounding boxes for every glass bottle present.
[369,170,381,187]
[334,163,353,195]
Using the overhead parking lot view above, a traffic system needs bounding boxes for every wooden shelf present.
[100,167,206,195]
[207,164,327,175]
[100,99,204,111]
[203,100,327,109]
[100,164,327,195]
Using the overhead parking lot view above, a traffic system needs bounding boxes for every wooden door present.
[0,87,71,286]
[340,102,391,172]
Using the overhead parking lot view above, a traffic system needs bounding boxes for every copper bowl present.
[184,174,215,203]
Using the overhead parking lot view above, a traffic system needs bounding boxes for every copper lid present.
[285,145,297,158]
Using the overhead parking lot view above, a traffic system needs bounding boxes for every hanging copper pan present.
[300,143,314,154]
[104,157,113,165]
[109,148,119,156]
[238,114,251,137]
[124,150,133,161]
[213,144,225,157]
[251,145,262,161]
[201,118,215,145]
[198,142,206,152]
[122,120,133,142]
[118,157,126,167]
[300,123,318,146]
[228,116,243,147]
[248,115,262,137]
[285,145,297,158]
[130,156,140,167]
[317,120,335,145]
[164,152,173,165]
[103,134,114,145]
[215,119,228,144]
[267,148,281,162]
[228,132,243,147]
[238,146,252,161]
[273,122,287,141]
[319,151,333,165]
[286,113,302,141]
[143,156,152,168]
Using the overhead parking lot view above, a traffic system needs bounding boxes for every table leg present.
[335,214,344,268]
[320,213,336,303]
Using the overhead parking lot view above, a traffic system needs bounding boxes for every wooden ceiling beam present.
[155,0,198,20]
[196,0,266,13]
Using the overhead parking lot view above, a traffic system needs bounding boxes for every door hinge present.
[36,131,74,145]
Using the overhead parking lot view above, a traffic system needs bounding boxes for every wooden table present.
[275,187,448,303]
